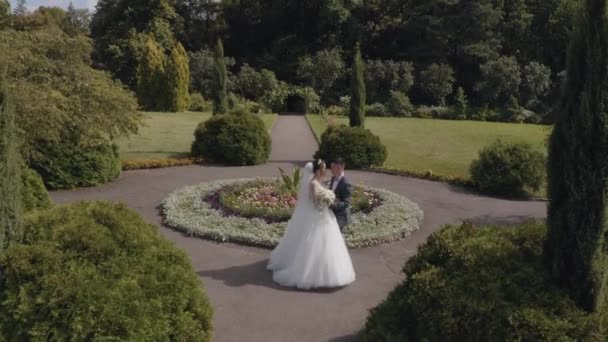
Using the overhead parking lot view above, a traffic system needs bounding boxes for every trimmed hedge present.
[30,141,121,190]
[0,201,213,341]
[470,140,545,197]
[363,222,606,341]
[317,124,387,169]
[191,112,271,166]
[122,158,198,170]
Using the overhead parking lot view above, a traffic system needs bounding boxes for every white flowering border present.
[162,178,423,249]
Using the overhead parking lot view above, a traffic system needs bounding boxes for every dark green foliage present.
[476,56,522,106]
[30,140,121,190]
[191,112,271,166]
[296,48,345,99]
[365,103,388,117]
[21,166,51,212]
[0,201,213,341]
[386,91,414,117]
[214,38,229,115]
[0,0,10,28]
[91,0,177,87]
[350,44,366,127]
[365,60,415,104]
[363,222,607,341]
[470,140,545,197]
[167,42,190,112]
[136,35,167,110]
[189,48,236,101]
[0,70,22,253]
[544,0,608,312]
[189,92,212,112]
[235,64,279,101]
[453,87,468,119]
[317,125,387,169]
[419,63,455,106]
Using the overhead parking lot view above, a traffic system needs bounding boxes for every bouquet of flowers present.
[316,189,336,209]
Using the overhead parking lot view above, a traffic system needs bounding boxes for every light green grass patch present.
[116,112,277,160]
[306,115,551,178]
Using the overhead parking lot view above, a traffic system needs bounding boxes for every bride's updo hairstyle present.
[313,158,326,173]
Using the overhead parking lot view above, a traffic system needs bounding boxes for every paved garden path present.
[52,115,546,342]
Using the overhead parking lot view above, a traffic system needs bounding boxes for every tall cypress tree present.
[136,35,167,111]
[167,42,190,112]
[544,0,608,312]
[214,37,228,114]
[349,43,366,127]
[0,68,22,253]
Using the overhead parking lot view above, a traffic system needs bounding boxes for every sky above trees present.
[8,0,96,11]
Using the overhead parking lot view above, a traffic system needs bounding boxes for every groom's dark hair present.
[332,157,346,166]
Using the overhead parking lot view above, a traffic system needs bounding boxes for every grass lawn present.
[116,112,277,160]
[306,115,551,179]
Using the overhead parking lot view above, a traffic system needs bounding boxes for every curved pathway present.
[51,115,546,342]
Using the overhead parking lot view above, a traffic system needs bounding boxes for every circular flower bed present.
[208,179,382,223]
[162,178,423,248]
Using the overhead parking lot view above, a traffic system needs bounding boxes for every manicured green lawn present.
[116,112,277,160]
[306,115,551,178]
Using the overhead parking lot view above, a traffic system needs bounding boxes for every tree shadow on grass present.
[197,259,346,294]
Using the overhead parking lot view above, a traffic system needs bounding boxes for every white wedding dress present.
[267,162,356,289]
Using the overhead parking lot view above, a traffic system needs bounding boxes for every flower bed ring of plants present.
[162,178,424,248]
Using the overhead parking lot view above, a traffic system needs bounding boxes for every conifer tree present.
[213,37,228,114]
[544,0,608,312]
[136,35,167,110]
[0,69,23,253]
[167,42,190,112]
[349,43,366,127]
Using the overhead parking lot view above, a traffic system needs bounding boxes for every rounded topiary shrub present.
[0,201,213,341]
[21,165,51,212]
[30,140,121,190]
[317,125,387,169]
[365,103,388,117]
[362,222,606,341]
[191,112,271,166]
[470,140,545,197]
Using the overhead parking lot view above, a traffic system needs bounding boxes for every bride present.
[267,159,356,289]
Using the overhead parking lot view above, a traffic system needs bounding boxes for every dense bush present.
[365,60,415,103]
[234,64,279,101]
[317,125,387,169]
[189,92,212,111]
[297,48,345,99]
[470,140,545,197]
[386,91,414,117]
[0,201,213,341]
[21,166,51,212]
[191,112,271,165]
[366,103,388,117]
[419,63,455,106]
[476,56,522,106]
[30,140,122,190]
[189,48,235,101]
[363,222,606,341]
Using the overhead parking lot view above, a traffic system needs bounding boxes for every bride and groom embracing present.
[267,157,356,290]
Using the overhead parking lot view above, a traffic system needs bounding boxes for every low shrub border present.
[122,158,200,170]
[162,178,423,249]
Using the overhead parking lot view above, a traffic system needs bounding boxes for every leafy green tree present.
[476,56,522,106]
[521,61,552,106]
[213,37,228,114]
[62,2,92,36]
[349,44,366,127]
[544,0,608,312]
[365,60,415,104]
[454,87,468,118]
[420,63,455,106]
[296,48,345,100]
[0,28,142,175]
[0,69,22,253]
[189,48,235,101]
[167,42,190,112]
[90,0,178,87]
[136,35,167,110]
[234,64,278,101]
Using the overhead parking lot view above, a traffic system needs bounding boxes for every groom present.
[329,158,353,231]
